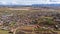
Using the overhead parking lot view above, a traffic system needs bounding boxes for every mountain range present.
[0,4,60,7]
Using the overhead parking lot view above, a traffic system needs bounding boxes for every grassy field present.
[0,30,9,34]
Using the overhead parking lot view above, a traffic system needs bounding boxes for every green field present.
[0,30,9,34]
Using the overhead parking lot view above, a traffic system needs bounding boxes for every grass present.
[0,29,9,34]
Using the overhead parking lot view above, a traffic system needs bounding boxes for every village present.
[0,7,60,34]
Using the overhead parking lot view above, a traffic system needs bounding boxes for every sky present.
[0,0,60,5]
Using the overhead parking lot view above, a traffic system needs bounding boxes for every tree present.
[38,17,54,25]
[33,17,55,34]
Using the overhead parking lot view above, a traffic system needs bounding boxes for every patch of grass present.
[0,29,9,34]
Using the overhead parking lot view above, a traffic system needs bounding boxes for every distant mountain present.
[31,4,60,9]
[0,4,60,8]
[32,4,60,7]
[0,4,32,8]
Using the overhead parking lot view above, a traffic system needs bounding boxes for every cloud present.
[11,1,19,4]
[0,0,19,5]
[0,1,7,5]
[0,0,60,5]
[49,0,60,4]
[49,0,60,2]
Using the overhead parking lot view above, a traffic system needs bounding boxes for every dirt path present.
[13,25,34,34]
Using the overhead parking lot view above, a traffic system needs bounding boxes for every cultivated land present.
[0,7,60,34]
